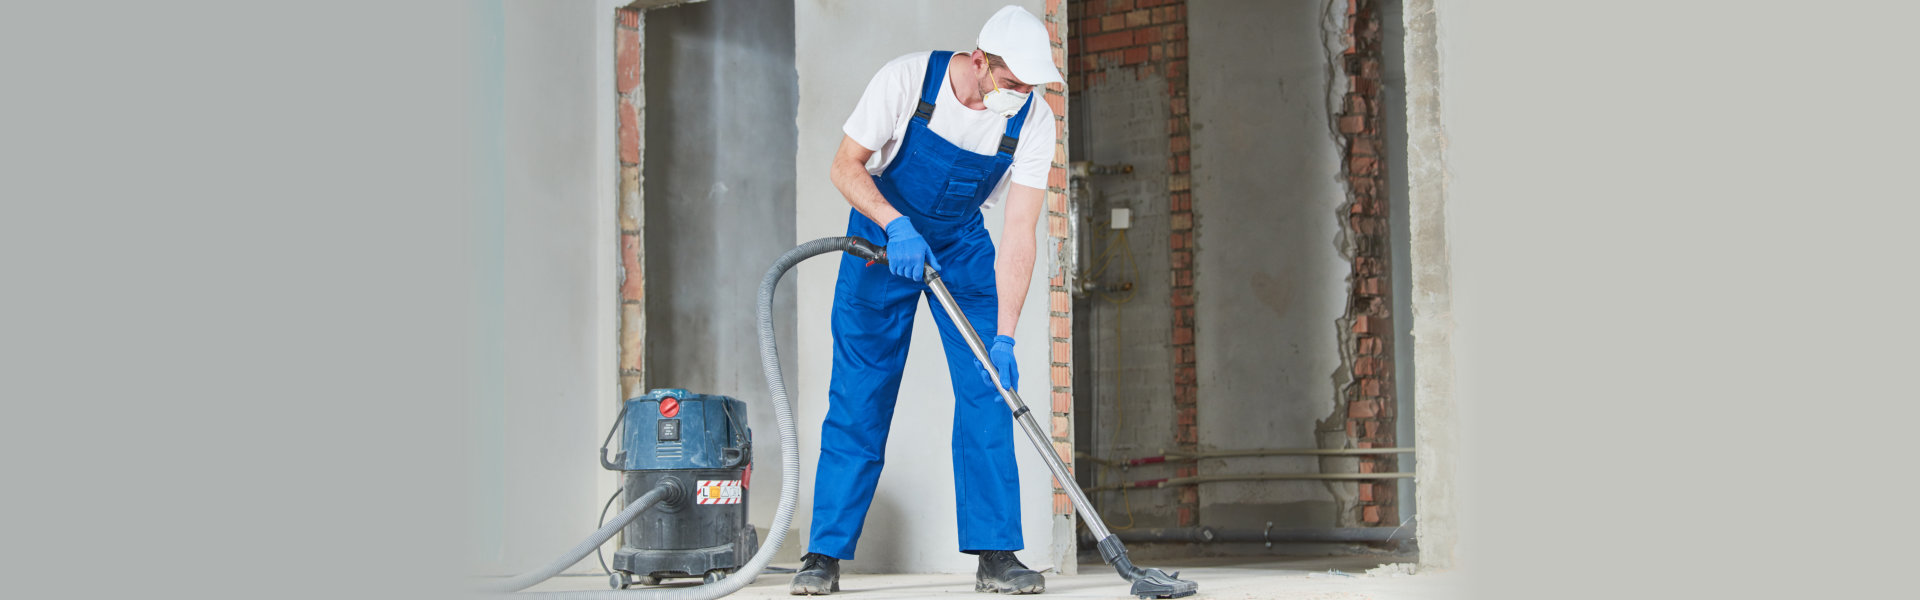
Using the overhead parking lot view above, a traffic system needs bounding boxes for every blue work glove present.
[974,335,1018,391]
[883,217,941,282]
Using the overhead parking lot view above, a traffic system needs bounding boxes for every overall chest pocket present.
[933,166,991,217]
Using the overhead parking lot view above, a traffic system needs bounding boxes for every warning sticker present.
[695,480,743,505]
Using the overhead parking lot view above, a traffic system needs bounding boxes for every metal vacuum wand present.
[911,259,1199,600]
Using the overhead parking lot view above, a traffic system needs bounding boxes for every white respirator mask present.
[981,73,1029,119]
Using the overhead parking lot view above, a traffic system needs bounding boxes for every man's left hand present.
[974,335,1018,391]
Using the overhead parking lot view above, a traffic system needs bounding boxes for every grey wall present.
[641,0,798,536]
[484,0,623,576]
[1070,75,1177,529]
[1187,0,1352,530]
[794,0,1057,574]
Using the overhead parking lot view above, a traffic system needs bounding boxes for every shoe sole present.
[789,580,840,595]
[975,577,1045,595]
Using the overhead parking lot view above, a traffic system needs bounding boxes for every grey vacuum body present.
[607,389,758,586]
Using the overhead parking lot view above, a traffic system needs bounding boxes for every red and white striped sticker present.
[695,480,742,505]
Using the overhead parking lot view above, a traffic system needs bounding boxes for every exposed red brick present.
[1350,398,1378,418]
[1358,483,1374,502]
[1171,287,1195,307]
[620,233,643,301]
[1123,46,1149,65]
[618,104,638,165]
[1172,325,1193,345]
[616,28,640,94]
[1053,390,1071,412]
[1338,114,1366,134]
[1362,506,1380,523]
[1101,14,1124,32]
[1349,154,1377,175]
[1088,30,1131,52]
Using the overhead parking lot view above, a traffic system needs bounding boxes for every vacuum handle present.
[851,237,942,281]
[846,236,887,265]
[599,402,630,470]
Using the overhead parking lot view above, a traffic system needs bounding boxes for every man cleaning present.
[792,5,1060,596]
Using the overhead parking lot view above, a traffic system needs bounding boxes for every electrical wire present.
[595,487,622,578]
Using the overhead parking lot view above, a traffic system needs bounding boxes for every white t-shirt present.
[842,51,1056,211]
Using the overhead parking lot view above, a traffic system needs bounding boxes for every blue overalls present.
[809,51,1034,560]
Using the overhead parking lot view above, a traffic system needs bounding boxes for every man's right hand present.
[883,217,941,282]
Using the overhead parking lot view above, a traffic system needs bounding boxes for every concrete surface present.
[1186,0,1353,530]
[641,0,799,540]
[1399,0,1457,571]
[793,0,1060,574]
[521,556,1457,599]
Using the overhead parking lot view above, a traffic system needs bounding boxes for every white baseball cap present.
[976,5,1063,86]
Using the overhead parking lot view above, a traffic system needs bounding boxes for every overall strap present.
[913,51,952,124]
[995,94,1034,157]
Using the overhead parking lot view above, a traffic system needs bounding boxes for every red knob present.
[659,397,680,418]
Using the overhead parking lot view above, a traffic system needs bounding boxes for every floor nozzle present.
[1097,536,1200,599]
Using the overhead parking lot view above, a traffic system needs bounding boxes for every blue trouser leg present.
[809,214,921,560]
[922,228,1023,553]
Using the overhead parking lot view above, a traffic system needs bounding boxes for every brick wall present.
[1335,0,1399,526]
[616,8,644,401]
[1066,0,1196,528]
[1042,0,1076,525]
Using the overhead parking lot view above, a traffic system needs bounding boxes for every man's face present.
[978,52,1035,95]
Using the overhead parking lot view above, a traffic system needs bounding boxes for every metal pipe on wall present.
[1084,524,1414,545]
[1083,472,1412,493]
[1077,447,1414,467]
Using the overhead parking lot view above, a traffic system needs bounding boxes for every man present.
[791,5,1060,597]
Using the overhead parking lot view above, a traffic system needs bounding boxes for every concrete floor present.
[523,556,1461,599]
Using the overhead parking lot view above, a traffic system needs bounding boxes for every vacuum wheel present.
[703,570,727,585]
[609,571,630,590]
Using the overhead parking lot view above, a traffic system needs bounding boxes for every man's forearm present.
[831,158,903,229]
[995,229,1037,337]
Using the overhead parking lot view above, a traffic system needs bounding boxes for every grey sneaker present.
[790,552,841,595]
[975,551,1045,594]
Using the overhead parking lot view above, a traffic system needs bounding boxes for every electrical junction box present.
[1111,208,1131,230]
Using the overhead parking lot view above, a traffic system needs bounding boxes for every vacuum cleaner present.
[481,236,1198,600]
